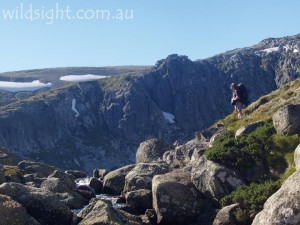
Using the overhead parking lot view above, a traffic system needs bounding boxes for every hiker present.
[230,83,245,119]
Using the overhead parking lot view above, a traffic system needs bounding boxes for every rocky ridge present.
[0,34,300,172]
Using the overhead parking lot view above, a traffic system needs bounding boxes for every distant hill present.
[0,66,151,88]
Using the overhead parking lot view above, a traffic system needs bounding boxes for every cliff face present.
[0,34,299,172]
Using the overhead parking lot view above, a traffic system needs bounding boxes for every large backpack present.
[237,83,249,106]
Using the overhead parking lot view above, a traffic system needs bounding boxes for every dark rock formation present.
[273,104,300,134]
[0,163,5,184]
[87,177,103,194]
[0,147,17,165]
[0,35,300,172]
[65,170,87,179]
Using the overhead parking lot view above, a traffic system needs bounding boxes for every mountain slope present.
[0,34,299,172]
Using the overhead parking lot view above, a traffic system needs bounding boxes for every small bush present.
[221,180,281,224]
[205,123,275,175]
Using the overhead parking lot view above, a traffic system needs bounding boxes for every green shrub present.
[221,180,281,225]
[205,123,275,176]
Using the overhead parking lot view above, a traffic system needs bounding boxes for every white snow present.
[72,98,80,117]
[262,47,279,53]
[0,80,52,92]
[162,111,175,124]
[60,74,108,82]
[293,49,299,53]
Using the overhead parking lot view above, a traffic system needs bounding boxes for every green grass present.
[215,78,300,132]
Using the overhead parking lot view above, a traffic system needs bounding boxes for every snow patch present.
[162,111,175,124]
[0,80,52,92]
[293,49,299,53]
[262,47,279,53]
[72,98,80,117]
[60,74,108,83]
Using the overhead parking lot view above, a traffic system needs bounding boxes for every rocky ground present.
[0,92,299,225]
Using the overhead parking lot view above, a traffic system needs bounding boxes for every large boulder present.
[163,139,208,168]
[87,177,103,194]
[191,156,244,200]
[0,182,73,225]
[78,199,143,225]
[294,144,300,171]
[103,164,135,195]
[0,194,41,225]
[252,170,300,225]
[152,170,203,225]
[65,170,87,179]
[41,177,88,209]
[124,162,170,193]
[136,138,173,164]
[273,104,300,134]
[213,203,239,225]
[125,189,152,214]
[235,121,265,138]
[0,147,17,165]
[17,161,59,178]
[48,170,76,189]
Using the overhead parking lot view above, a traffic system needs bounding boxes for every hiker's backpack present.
[237,83,249,106]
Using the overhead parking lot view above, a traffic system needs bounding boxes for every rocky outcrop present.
[125,189,152,214]
[191,156,244,200]
[124,162,169,193]
[78,199,143,225]
[273,104,300,134]
[41,170,88,209]
[0,163,4,184]
[235,121,265,138]
[0,182,73,225]
[163,139,209,168]
[252,170,300,225]
[0,35,299,172]
[136,139,172,164]
[17,161,59,178]
[103,164,135,195]
[213,203,239,225]
[65,170,87,179]
[0,194,41,225]
[152,170,203,225]
[0,147,16,165]
[87,177,103,194]
[294,144,300,170]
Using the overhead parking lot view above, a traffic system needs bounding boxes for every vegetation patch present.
[221,180,281,225]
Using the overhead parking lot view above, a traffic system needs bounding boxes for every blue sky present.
[0,0,299,72]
